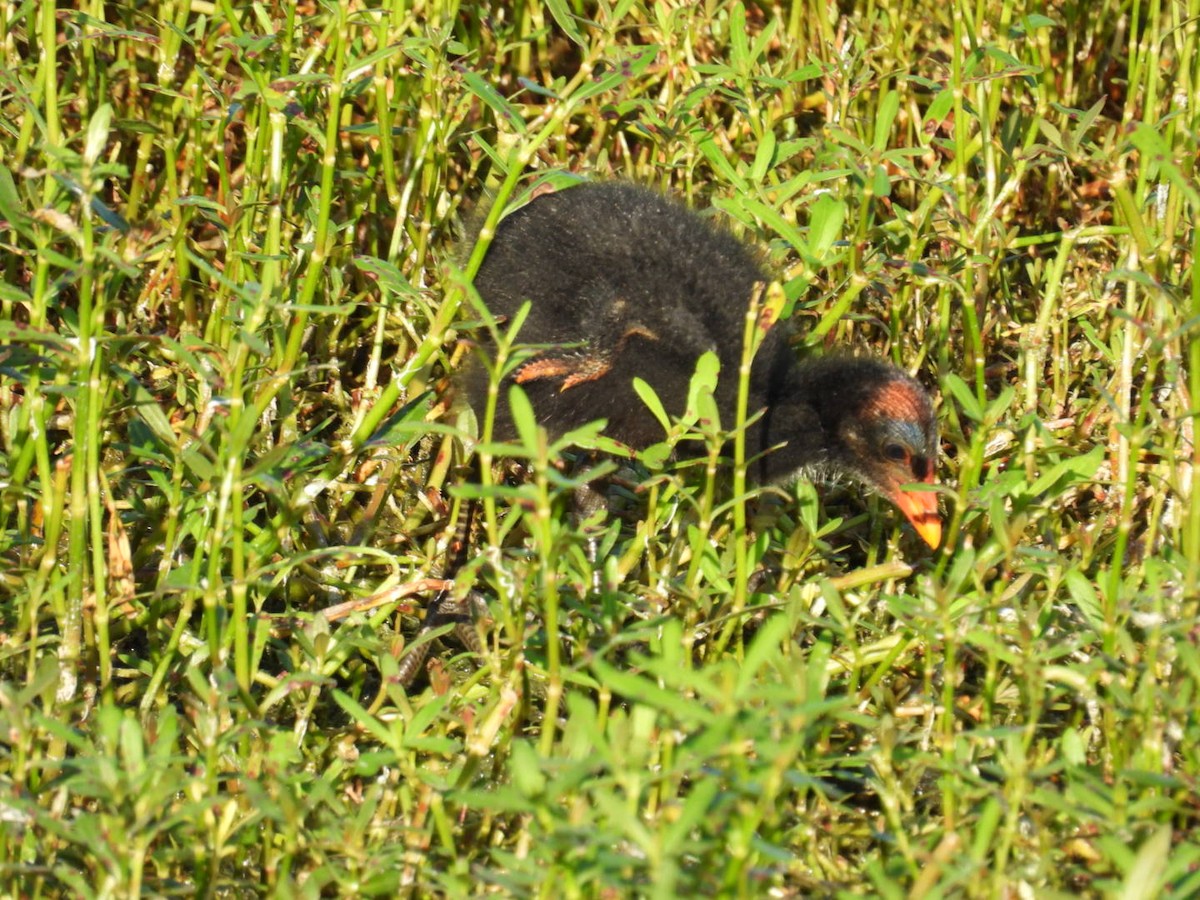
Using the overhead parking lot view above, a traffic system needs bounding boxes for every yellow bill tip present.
[892,487,942,549]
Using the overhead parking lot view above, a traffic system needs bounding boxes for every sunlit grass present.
[1,0,1198,895]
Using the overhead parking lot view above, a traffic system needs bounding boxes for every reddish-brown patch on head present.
[862,377,931,427]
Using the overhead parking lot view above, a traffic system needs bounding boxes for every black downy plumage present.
[465,182,941,547]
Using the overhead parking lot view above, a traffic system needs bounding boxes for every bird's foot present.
[397,589,490,688]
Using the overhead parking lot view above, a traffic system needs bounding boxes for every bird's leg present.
[395,587,488,687]
[397,591,490,688]
[573,476,607,585]
[397,477,488,689]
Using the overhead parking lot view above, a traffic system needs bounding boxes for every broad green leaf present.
[1020,13,1057,30]
[1072,96,1107,148]
[1129,123,1200,209]
[871,163,891,199]
[110,366,177,449]
[698,136,748,189]
[729,3,750,72]
[90,195,130,233]
[735,613,791,696]
[0,165,34,241]
[332,689,392,745]
[1064,569,1104,632]
[986,386,1016,421]
[748,129,776,184]
[458,65,526,133]
[944,372,984,422]
[362,392,434,447]
[806,194,847,260]
[544,0,586,46]
[84,103,113,167]
[662,778,719,855]
[1028,445,1103,497]
[353,255,422,299]
[507,383,540,449]
[509,739,548,797]
[590,659,717,725]
[346,42,405,73]
[574,46,658,102]
[872,90,899,152]
[639,441,672,469]
[685,351,720,424]
[1120,825,1171,900]
[737,196,809,259]
[632,377,670,433]
[924,87,955,127]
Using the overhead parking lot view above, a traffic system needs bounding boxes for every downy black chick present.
[465,182,941,547]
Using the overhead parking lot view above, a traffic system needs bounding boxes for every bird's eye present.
[883,443,908,463]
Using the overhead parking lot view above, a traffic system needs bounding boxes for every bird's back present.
[468,183,774,446]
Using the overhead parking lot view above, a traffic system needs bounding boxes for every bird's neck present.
[747,354,886,485]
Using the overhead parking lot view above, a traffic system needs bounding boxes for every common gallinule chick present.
[465,182,942,547]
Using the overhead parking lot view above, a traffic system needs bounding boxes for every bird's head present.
[829,371,941,548]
